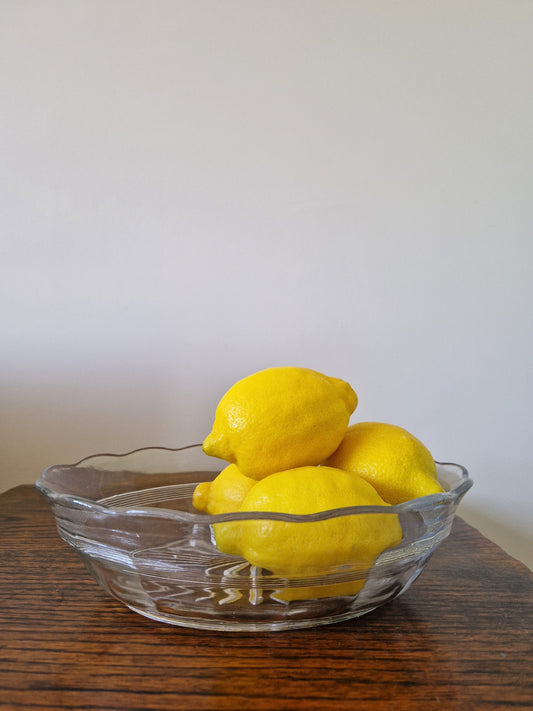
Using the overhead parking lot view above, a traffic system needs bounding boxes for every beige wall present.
[2,0,532,570]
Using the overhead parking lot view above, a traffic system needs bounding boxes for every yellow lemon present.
[192,464,256,515]
[213,466,402,600]
[203,367,357,479]
[326,422,444,505]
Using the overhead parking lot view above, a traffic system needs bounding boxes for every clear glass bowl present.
[36,445,472,632]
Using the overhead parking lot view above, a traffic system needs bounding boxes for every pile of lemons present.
[193,367,443,599]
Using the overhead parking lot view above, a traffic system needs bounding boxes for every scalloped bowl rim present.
[35,444,473,524]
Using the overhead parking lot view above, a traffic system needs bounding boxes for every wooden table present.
[1,485,532,710]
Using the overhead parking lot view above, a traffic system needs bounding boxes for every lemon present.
[192,464,256,515]
[326,422,444,505]
[213,466,402,594]
[203,367,357,479]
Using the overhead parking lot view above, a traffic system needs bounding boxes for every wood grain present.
[1,485,532,710]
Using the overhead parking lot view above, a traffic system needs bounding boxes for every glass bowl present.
[36,445,472,632]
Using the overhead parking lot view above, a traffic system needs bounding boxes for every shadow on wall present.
[460,503,533,573]
[1,368,207,493]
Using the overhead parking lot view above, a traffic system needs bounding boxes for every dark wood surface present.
[1,485,532,710]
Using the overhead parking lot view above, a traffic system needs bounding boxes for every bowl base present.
[125,602,379,632]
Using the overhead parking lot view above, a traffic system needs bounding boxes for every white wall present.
[2,1,532,569]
